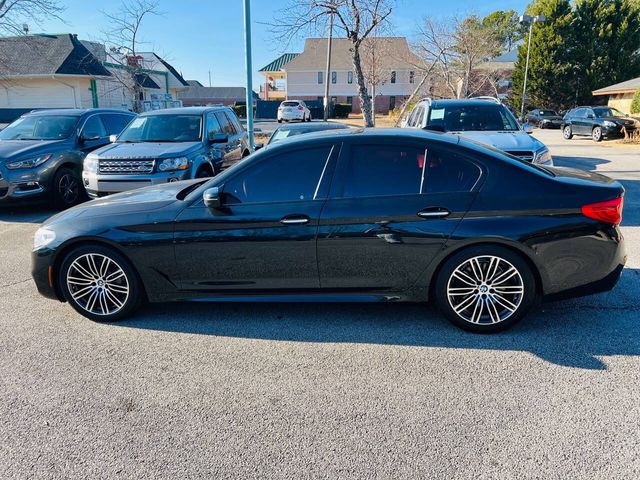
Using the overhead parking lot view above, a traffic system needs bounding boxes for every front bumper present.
[0,167,50,203]
[83,170,191,197]
[602,124,636,138]
[31,248,60,301]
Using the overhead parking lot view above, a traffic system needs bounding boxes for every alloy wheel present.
[446,255,525,325]
[58,173,79,205]
[563,126,572,139]
[592,127,602,142]
[66,253,130,316]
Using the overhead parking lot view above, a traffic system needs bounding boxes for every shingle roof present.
[0,34,111,77]
[283,37,423,71]
[259,53,300,72]
[135,73,161,89]
[593,77,640,95]
[151,54,190,86]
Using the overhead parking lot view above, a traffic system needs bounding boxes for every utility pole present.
[208,70,212,87]
[323,3,334,121]
[243,0,254,150]
[519,14,545,121]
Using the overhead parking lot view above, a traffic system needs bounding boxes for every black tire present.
[196,164,214,178]
[434,245,537,333]
[562,125,573,140]
[277,119,282,123]
[592,126,603,142]
[53,167,84,209]
[58,245,143,322]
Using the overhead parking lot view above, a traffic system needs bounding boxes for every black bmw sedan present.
[32,129,626,333]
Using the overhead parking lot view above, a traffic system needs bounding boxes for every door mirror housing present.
[523,124,534,134]
[208,132,228,144]
[79,133,101,143]
[203,187,222,209]
[254,142,264,151]
[109,134,118,143]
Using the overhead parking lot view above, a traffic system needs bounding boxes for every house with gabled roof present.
[259,53,300,101]
[593,77,640,114]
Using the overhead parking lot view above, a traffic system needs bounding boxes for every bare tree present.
[270,0,394,127]
[101,0,161,112]
[415,16,500,99]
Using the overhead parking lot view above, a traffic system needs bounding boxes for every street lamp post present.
[519,14,545,121]
[243,0,254,150]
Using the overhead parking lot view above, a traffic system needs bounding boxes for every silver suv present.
[401,98,552,165]
[82,106,249,198]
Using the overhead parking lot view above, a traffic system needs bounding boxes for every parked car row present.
[0,106,249,207]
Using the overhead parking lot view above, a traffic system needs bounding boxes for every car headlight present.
[534,147,553,165]
[6,153,52,170]
[84,154,98,173]
[158,157,189,172]
[603,120,616,128]
[33,227,56,251]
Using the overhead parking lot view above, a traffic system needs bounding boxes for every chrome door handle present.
[417,208,450,219]
[280,215,310,225]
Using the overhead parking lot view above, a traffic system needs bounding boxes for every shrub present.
[631,90,640,115]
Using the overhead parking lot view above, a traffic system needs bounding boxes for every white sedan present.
[277,100,311,123]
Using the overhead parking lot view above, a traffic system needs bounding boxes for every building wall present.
[0,77,94,109]
[607,92,635,114]
[286,69,417,98]
[294,94,408,114]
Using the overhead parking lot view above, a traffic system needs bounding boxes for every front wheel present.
[59,245,143,322]
[434,246,537,333]
[592,126,603,142]
[563,125,573,140]
[53,167,84,209]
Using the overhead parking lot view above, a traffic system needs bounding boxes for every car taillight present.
[297,106,303,110]
[581,197,624,225]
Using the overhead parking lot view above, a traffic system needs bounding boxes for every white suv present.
[277,100,312,123]
[402,97,552,165]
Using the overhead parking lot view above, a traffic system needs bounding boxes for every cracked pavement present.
[0,130,639,479]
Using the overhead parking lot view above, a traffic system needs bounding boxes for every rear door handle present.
[417,207,450,219]
[280,215,310,225]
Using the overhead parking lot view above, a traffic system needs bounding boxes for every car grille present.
[504,150,534,162]
[98,159,155,174]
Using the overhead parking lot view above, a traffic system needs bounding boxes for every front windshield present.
[594,107,625,118]
[118,114,202,143]
[428,104,520,132]
[0,115,78,140]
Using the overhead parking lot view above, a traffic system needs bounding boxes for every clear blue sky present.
[35,0,528,89]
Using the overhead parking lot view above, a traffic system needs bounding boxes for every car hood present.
[454,131,544,151]
[44,179,204,227]
[92,141,202,159]
[0,139,65,161]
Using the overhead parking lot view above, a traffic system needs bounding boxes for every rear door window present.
[423,148,482,193]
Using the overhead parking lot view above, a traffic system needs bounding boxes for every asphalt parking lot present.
[1,129,639,479]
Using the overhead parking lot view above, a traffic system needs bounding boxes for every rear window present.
[282,101,299,107]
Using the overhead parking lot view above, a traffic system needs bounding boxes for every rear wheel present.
[53,167,84,209]
[434,246,537,333]
[59,245,142,322]
[563,125,573,139]
[592,126,603,142]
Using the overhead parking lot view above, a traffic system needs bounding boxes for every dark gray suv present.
[0,109,135,207]
[83,106,249,198]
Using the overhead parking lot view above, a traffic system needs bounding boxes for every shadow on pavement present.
[116,269,640,371]
[0,204,58,224]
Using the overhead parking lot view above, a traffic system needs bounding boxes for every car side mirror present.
[254,142,263,151]
[523,124,534,134]
[208,132,228,144]
[79,133,101,143]
[109,134,118,143]
[588,114,595,119]
[203,186,222,209]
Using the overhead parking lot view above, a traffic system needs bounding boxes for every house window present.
[347,71,353,84]
[390,71,396,84]
[346,96,353,105]
[318,72,323,84]
[409,71,415,84]
[389,96,396,111]
[331,71,337,84]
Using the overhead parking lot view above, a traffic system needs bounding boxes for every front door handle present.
[417,207,450,219]
[280,215,310,225]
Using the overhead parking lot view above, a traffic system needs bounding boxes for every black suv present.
[524,109,563,129]
[562,106,637,142]
[0,108,135,207]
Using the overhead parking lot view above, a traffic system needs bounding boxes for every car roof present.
[427,99,507,108]
[275,121,349,131]
[139,106,229,116]
[23,108,134,117]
